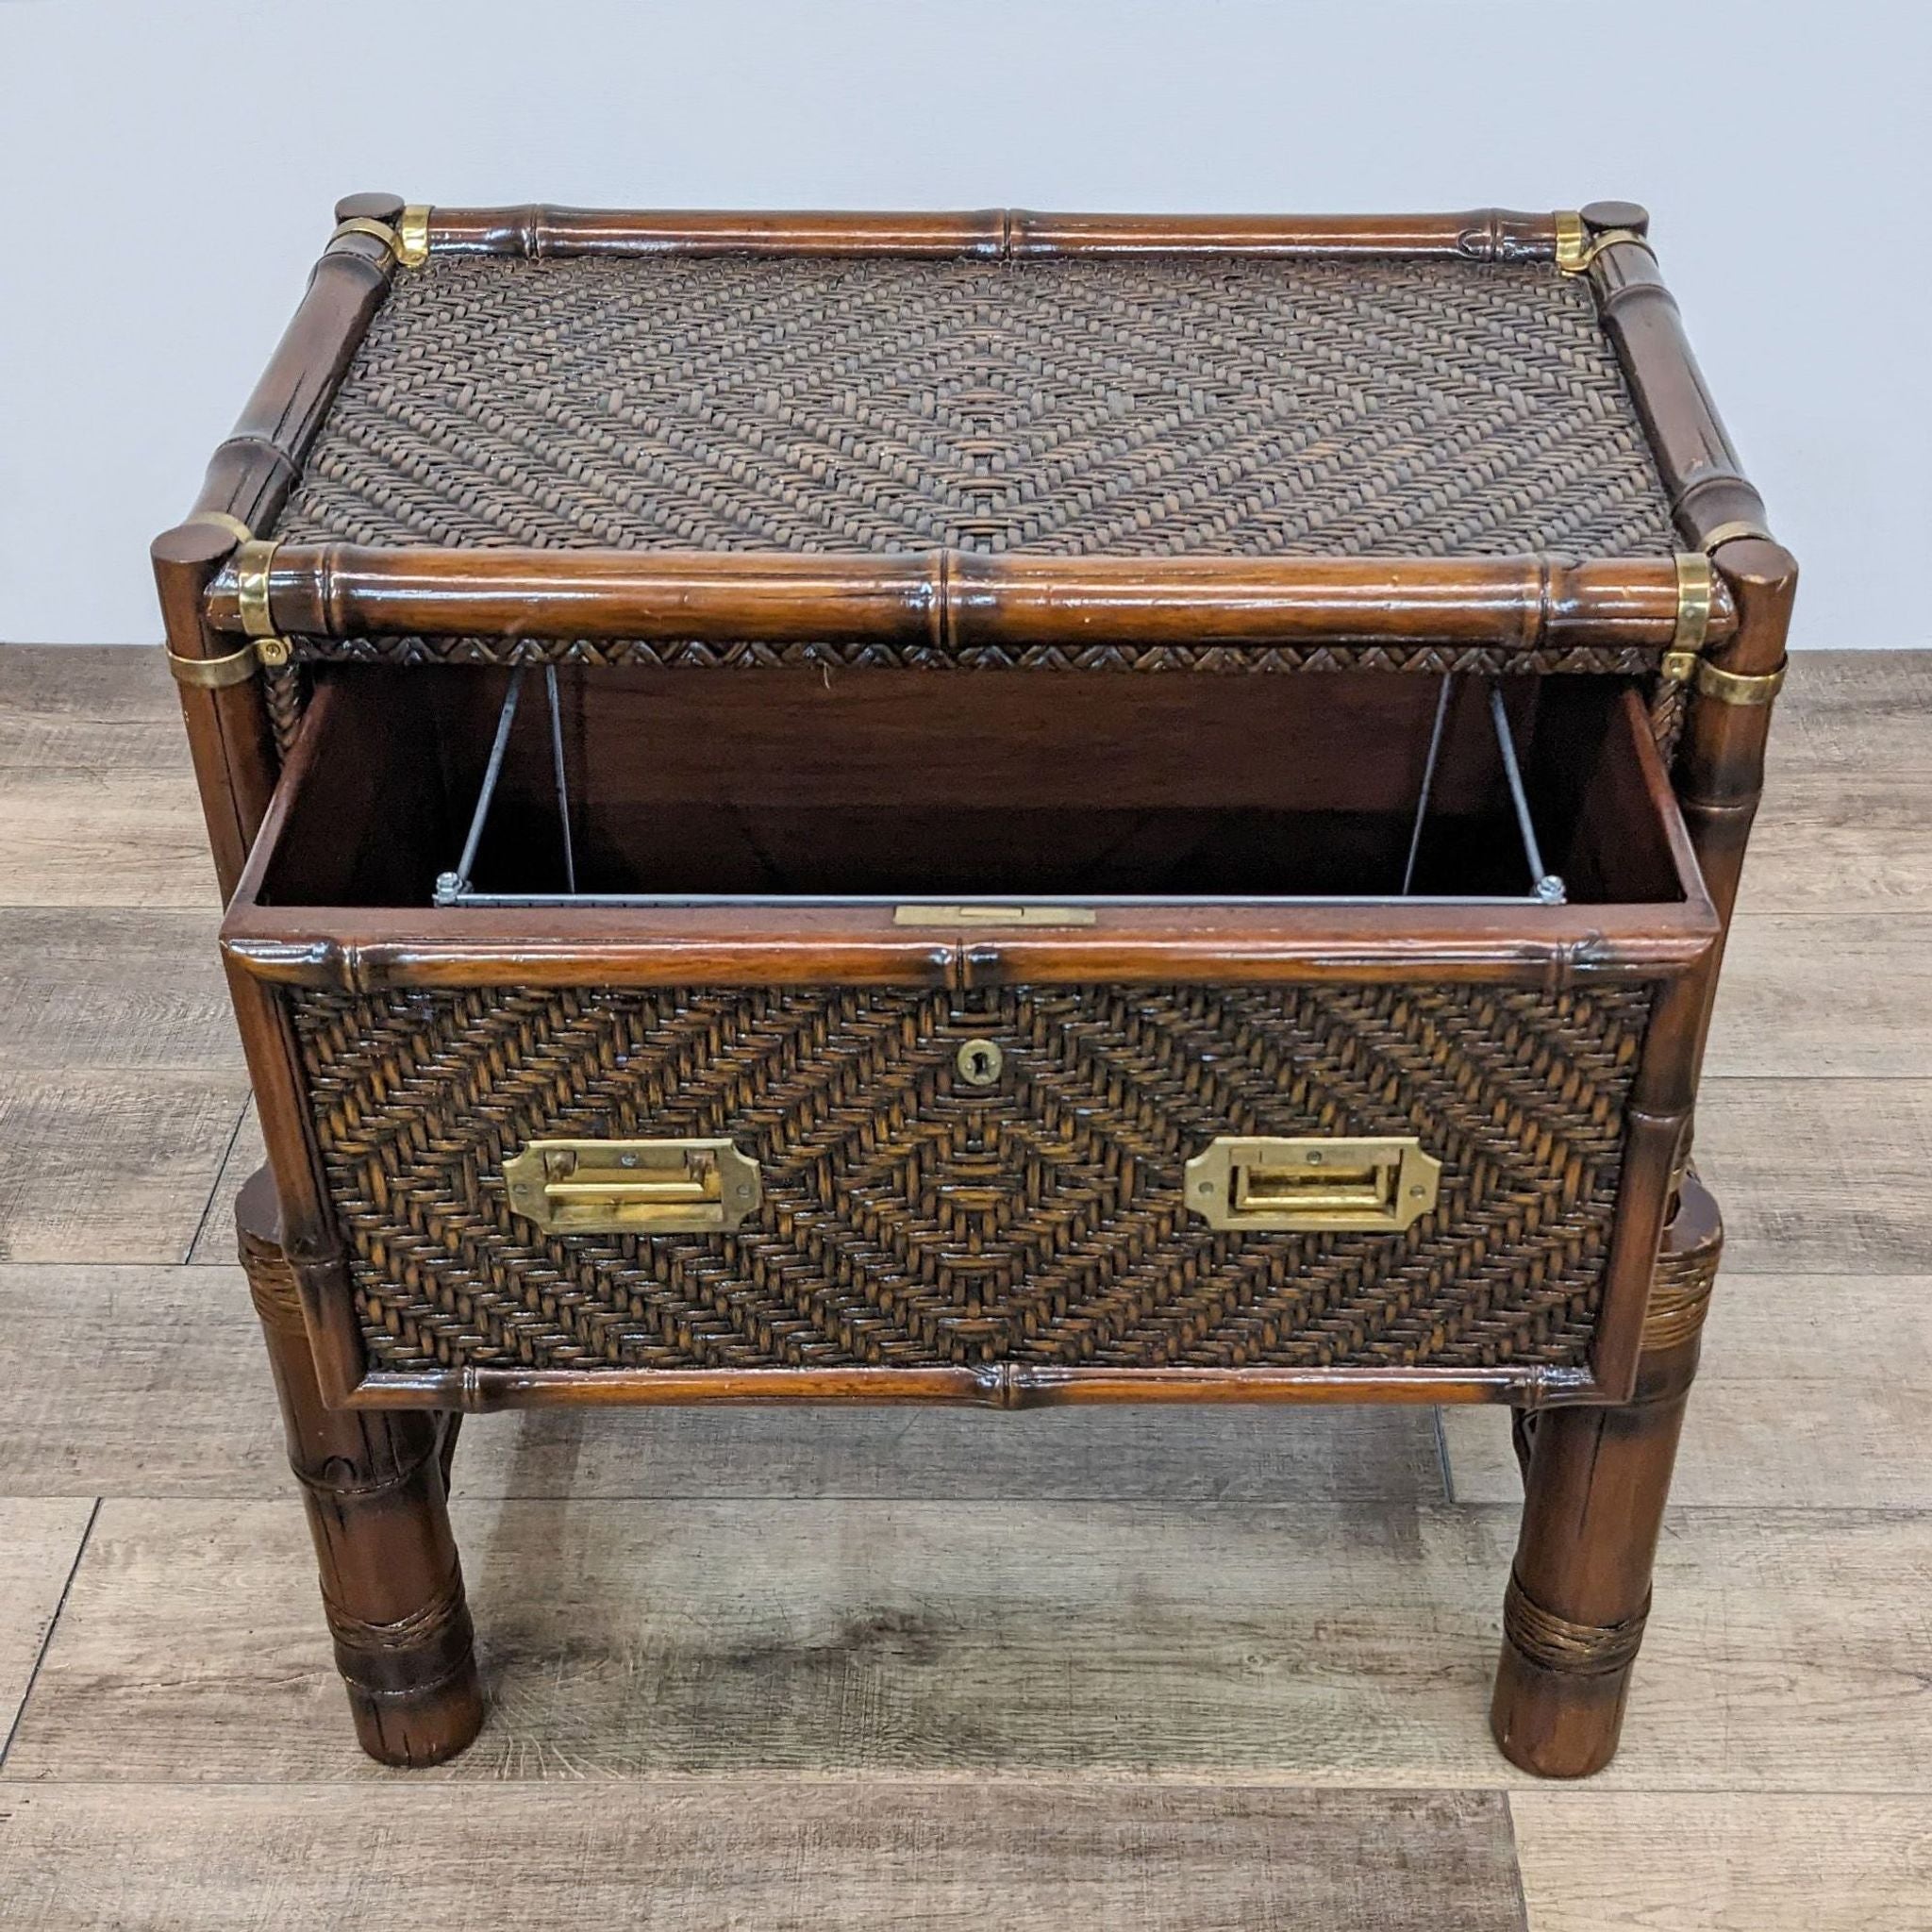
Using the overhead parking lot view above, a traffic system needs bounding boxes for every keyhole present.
[957,1038,1005,1087]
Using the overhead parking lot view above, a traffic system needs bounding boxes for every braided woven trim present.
[1504,1572,1650,1677]
[240,1234,303,1328]
[282,633,1668,678]
[1642,1202,1724,1352]
[264,641,1683,771]
[1649,672,1690,760]
[265,641,1684,763]
[262,663,308,760]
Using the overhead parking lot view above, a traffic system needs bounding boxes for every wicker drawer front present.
[291,980,1652,1377]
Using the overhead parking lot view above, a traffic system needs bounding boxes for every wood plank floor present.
[0,645,1927,1929]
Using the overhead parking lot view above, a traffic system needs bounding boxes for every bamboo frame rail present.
[207,549,1735,653]
[185,209,401,533]
[333,1357,1603,1414]
[424,206,1559,261]
[151,196,405,896]
[1568,208,1798,1117]
[1590,237,1772,558]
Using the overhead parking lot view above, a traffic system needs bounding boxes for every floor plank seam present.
[1702,1073,1932,1082]
[9,1493,1924,1517]
[1433,1408,1457,1504]
[0,1494,100,1773]
[0,1773,1923,1797]
[1498,1792,1535,1932]
[179,1102,248,1266]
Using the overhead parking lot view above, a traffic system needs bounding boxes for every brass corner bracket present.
[396,205,432,268]
[328,205,432,269]
[1691,658,1787,708]
[1672,552,1713,653]
[164,641,258,690]
[330,215,404,260]
[1554,210,1649,275]
[1658,652,1788,708]
[1657,543,1787,704]
[162,519,283,688]
[1657,552,1713,683]
[186,509,254,545]
[1700,518,1774,552]
[1657,551,1784,705]
[234,540,290,667]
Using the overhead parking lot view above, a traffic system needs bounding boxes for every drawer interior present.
[256,666,1689,910]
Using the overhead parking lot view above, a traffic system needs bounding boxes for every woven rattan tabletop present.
[273,253,1676,560]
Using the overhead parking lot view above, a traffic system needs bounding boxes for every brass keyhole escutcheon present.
[957,1039,1005,1088]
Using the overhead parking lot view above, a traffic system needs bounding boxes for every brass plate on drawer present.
[892,904,1098,927]
[1184,1135,1441,1234]
[503,1138,761,1235]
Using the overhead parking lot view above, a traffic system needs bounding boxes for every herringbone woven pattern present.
[289,981,1654,1376]
[284,630,1666,682]
[276,256,1677,559]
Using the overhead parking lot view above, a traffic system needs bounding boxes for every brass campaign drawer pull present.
[503,1139,761,1235]
[1184,1136,1441,1233]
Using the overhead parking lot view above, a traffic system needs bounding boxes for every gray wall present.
[0,0,1918,646]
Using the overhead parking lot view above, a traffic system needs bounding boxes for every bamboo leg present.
[236,1168,483,1767]
[1491,1177,1722,1777]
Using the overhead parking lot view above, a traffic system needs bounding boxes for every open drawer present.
[222,666,1719,1413]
